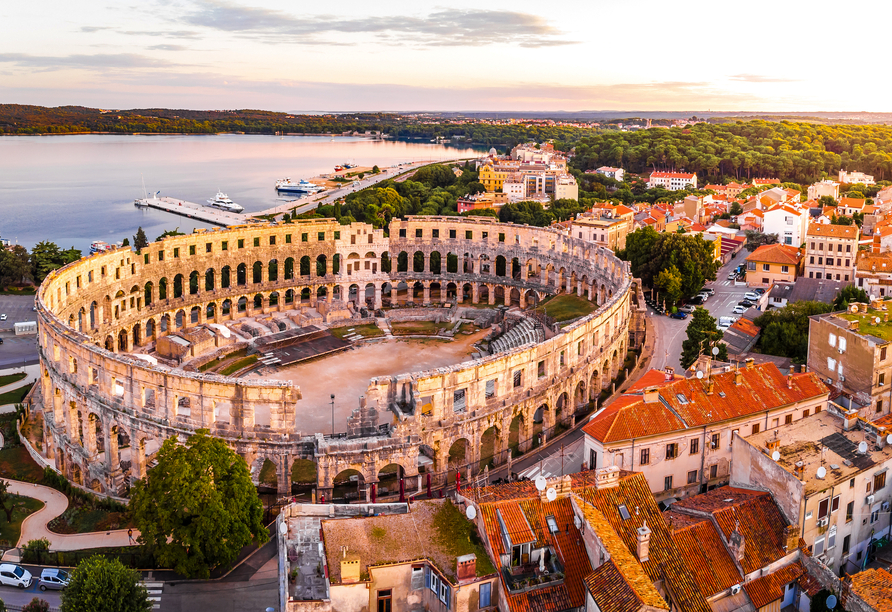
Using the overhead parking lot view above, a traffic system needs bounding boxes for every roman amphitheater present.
[31,216,642,502]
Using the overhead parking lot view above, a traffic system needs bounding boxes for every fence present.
[17,545,158,570]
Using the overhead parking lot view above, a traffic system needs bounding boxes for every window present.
[411,566,424,590]
[449,229,456,239]
[850,478,856,488]
[480,582,492,608]
[879,400,885,414]
[810,256,814,264]
[772,418,779,428]
[618,504,631,520]
[559,351,565,367]
[687,470,698,484]
[513,370,522,388]
[710,464,718,479]
[498,233,505,242]
[269,235,276,246]
[846,501,854,522]
[803,409,810,418]
[238,239,245,249]
[377,590,392,612]
[334,231,340,239]
[318,232,325,241]
[832,496,840,513]
[206,242,212,253]
[763,263,770,271]
[818,497,830,519]
[537,361,545,378]
[874,471,887,492]
[485,379,496,399]
[439,581,450,607]
[880,373,885,386]
[785,414,793,425]
[690,439,699,455]
[222,241,228,251]
[814,537,825,556]
[752,423,760,435]
[666,443,678,459]
[253,237,260,247]
[173,247,179,258]
[711,433,720,449]
[781,265,789,273]
[640,448,650,465]
[399,229,406,238]
[189,245,195,256]
[872,509,880,524]
[465,230,473,239]
[828,531,836,550]
[144,253,149,265]
[883,347,888,361]
[664,475,673,491]
[415,229,423,238]
[546,515,559,533]
[302,233,308,242]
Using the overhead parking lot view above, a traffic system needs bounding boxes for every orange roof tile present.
[743,562,804,609]
[745,243,801,266]
[848,568,892,612]
[729,317,760,338]
[839,197,866,210]
[856,251,892,273]
[807,224,859,239]
[497,503,537,548]
[664,513,741,598]
[582,364,828,443]
[650,172,696,179]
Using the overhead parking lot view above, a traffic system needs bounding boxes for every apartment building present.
[745,243,802,286]
[594,166,624,181]
[646,172,697,191]
[581,363,829,502]
[807,302,892,420]
[808,180,840,202]
[856,251,892,299]
[731,408,892,577]
[763,204,808,247]
[839,170,875,185]
[804,223,859,281]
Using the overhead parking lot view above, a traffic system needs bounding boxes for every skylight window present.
[618,504,631,520]
[546,516,559,533]
[676,394,689,404]
[718,391,726,398]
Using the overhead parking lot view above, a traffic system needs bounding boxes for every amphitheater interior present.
[31,215,641,501]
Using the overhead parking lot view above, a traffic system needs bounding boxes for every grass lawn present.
[0,383,34,405]
[432,501,497,577]
[391,321,451,336]
[0,446,46,483]
[291,459,317,483]
[199,348,248,372]
[0,495,43,547]
[839,309,892,340]
[220,355,258,376]
[534,294,597,322]
[0,373,26,388]
[48,506,132,534]
[331,324,384,340]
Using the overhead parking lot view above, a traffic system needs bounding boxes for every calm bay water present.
[0,134,481,254]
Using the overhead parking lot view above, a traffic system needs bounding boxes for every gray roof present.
[768,278,846,304]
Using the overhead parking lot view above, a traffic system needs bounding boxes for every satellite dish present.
[535,475,547,492]
[712,346,720,356]
[771,450,780,461]
[817,466,827,479]
[466,505,477,520]
[696,371,704,379]
[859,441,869,454]
[546,487,557,502]
[826,595,837,610]
[887,434,892,445]
[278,521,288,535]
[877,317,882,324]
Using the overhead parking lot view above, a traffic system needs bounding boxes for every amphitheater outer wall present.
[34,216,632,497]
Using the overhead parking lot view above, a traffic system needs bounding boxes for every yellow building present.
[745,243,802,287]
[570,217,631,252]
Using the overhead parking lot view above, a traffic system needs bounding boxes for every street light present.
[331,394,335,436]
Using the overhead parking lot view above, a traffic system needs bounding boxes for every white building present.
[595,166,624,181]
[839,169,875,185]
[762,204,808,246]
[807,180,840,201]
[647,172,697,191]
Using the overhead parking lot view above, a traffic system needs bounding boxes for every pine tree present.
[680,307,728,369]
[133,227,149,251]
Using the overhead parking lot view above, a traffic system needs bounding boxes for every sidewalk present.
[0,364,39,414]
[1,480,139,561]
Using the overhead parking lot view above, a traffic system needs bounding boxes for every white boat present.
[275,178,324,194]
[90,241,116,254]
[205,192,244,212]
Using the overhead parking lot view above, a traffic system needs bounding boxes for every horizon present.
[5,0,892,112]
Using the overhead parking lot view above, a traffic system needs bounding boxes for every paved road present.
[0,568,62,609]
[0,295,39,370]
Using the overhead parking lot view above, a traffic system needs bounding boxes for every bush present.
[22,598,49,612]
[21,538,50,563]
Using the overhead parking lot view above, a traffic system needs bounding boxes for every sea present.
[0,134,481,254]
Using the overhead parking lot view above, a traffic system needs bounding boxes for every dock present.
[135,196,254,226]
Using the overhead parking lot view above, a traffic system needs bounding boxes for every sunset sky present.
[2,0,886,112]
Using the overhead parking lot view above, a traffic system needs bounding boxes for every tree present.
[680,307,727,369]
[0,247,30,289]
[818,195,837,207]
[121,238,130,247]
[22,598,49,612]
[372,165,380,173]
[729,202,743,216]
[754,301,833,363]
[744,230,779,252]
[133,227,149,250]
[833,285,869,311]
[60,555,149,612]
[129,430,268,578]
[654,266,683,306]
[0,480,17,524]
[155,228,184,242]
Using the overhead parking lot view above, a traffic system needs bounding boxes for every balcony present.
[502,549,565,594]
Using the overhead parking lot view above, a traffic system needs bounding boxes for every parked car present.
[0,564,32,589]
[39,568,69,591]
[753,288,766,295]
[702,288,715,295]
[732,305,747,314]
[727,271,737,280]
[0,314,6,321]
[697,292,709,301]
[744,292,760,301]
[669,311,688,320]
[688,296,704,305]
[679,305,696,314]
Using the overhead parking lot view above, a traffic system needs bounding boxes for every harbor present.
[134,196,253,226]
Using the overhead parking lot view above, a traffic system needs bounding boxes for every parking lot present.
[0,295,39,369]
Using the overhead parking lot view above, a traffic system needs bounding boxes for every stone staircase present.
[489,318,544,354]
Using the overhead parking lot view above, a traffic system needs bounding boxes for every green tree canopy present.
[0,246,30,289]
[754,301,834,363]
[832,285,869,311]
[818,195,837,207]
[30,241,81,283]
[60,555,149,612]
[130,430,268,578]
[654,266,683,306]
[133,227,149,251]
[680,307,727,368]
[744,230,779,252]
[619,229,718,299]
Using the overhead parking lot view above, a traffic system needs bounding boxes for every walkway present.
[1,479,138,562]
[0,364,39,414]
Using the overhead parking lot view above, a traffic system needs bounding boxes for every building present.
[478,162,579,202]
[754,178,781,186]
[570,215,631,252]
[808,180,840,202]
[762,204,808,247]
[856,251,892,299]
[839,197,867,217]
[277,500,499,612]
[581,362,829,501]
[839,170,876,185]
[738,209,764,232]
[807,302,892,420]
[731,408,892,577]
[457,192,508,213]
[723,315,761,355]
[804,224,859,281]
[745,243,802,287]
[647,172,697,191]
[767,277,846,309]
[594,166,624,182]
[846,567,892,611]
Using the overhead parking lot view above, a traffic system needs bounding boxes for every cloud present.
[120,29,202,39]
[730,74,799,83]
[180,2,577,47]
[80,26,110,33]
[147,44,188,51]
[0,53,181,72]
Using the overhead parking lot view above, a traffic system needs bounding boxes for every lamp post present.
[331,394,335,436]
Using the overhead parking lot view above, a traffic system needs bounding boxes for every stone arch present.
[602,360,611,389]
[257,458,278,488]
[131,323,140,347]
[300,287,311,301]
[159,313,170,332]
[173,274,184,298]
[291,459,317,485]
[446,282,457,299]
[446,252,458,274]
[429,251,442,275]
[237,296,247,313]
[252,261,263,284]
[508,412,524,457]
[411,281,423,301]
[268,259,278,283]
[269,291,279,307]
[175,310,184,328]
[512,257,521,280]
[189,270,199,295]
[575,380,587,412]
[555,391,570,420]
[463,252,474,274]
[90,301,97,328]
[333,468,364,503]
[117,329,127,352]
[300,255,311,277]
[364,283,376,306]
[221,266,231,288]
[348,284,360,305]
[158,278,168,300]
[145,318,156,340]
[380,251,391,273]
[206,302,216,319]
[495,255,507,277]
[589,370,601,400]
[317,286,328,299]
[222,299,232,316]
[105,335,114,351]
[447,438,472,479]
[190,305,200,324]
[284,257,295,280]
[332,253,340,275]
[494,285,505,305]
[237,263,247,286]
[205,268,215,291]
[397,251,408,273]
[253,293,263,309]
[509,287,521,306]
[377,463,406,497]
[144,282,153,306]
[479,425,501,470]
[316,254,327,277]
[413,250,425,273]
[462,283,472,302]
[285,289,295,304]
[430,282,442,302]
[478,284,489,303]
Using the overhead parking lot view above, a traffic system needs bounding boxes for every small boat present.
[90,241,115,254]
[205,192,244,212]
[275,178,324,194]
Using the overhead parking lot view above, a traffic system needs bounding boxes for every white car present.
[732,305,747,315]
[744,292,760,301]
[0,314,6,321]
[697,293,709,301]
[0,563,32,588]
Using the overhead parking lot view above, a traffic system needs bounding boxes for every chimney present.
[787,372,794,389]
[456,554,476,584]
[664,366,675,381]
[794,461,806,480]
[734,369,743,385]
[636,520,652,563]
[706,379,715,395]
[643,386,661,404]
[340,553,361,583]
[782,525,800,552]
[843,409,858,431]
[727,527,745,562]
[745,357,755,369]
[595,465,621,489]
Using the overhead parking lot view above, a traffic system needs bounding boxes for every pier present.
[134,196,253,226]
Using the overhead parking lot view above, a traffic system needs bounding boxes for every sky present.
[2,0,890,113]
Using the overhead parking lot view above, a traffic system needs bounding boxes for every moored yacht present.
[206,192,244,212]
[275,178,324,194]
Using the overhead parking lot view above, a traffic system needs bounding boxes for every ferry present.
[275,178,324,194]
[205,192,245,212]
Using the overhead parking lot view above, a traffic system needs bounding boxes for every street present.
[0,295,40,370]
[0,565,62,609]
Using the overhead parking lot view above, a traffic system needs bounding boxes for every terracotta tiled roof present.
[839,197,866,210]
[650,172,696,179]
[729,317,760,338]
[807,223,859,239]
[743,562,805,609]
[745,243,801,266]
[582,364,828,443]
[574,473,711,612]
[497,503,537,548]
[848,568,892,612]
[754,178,780,185]
[797,568,823,598]
[856,251,892,273]
[664,513,741,598]
[669,487,789,574]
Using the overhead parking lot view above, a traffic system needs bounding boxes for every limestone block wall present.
[35,216,632,497]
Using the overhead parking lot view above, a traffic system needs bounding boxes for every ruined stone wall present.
[36,217,631,496]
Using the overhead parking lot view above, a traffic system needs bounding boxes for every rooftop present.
[807,223,859,239]
[745,243,801,266]
[848,567,892,612]
[833,302,892,342]
[663,513,741,597]
[768,278,846,304]
[743,562,805,608]
[744,410,892,496]
[856,251,892,273]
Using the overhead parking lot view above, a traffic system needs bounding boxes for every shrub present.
[22,598,49,612]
